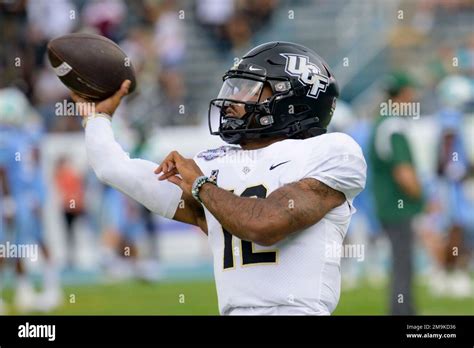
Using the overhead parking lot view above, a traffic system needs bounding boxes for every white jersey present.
[194,133,367,315]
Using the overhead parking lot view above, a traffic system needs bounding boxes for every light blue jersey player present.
[0,125,26,241]
[0,126,45,244]
[0,125,34,312]
[0,126,62,312]
[15,133,47,246]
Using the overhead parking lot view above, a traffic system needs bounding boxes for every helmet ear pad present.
[269,97,320,138]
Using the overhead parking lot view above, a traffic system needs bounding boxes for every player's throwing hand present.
[70,80,131,117]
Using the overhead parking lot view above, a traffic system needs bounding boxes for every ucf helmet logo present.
[280,53,329,99]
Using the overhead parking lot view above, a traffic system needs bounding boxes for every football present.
[47,33,136,100]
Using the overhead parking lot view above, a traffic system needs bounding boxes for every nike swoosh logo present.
[249,66,262,71]
[269,160,291,170]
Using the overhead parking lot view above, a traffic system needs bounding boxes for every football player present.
[0,88,62,313]
[74,42,367,315]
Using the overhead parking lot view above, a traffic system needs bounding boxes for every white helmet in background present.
[0,87,37,127]
[328,100,356,133]
[436,75,473,110]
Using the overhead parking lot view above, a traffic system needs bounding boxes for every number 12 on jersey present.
[223,185,278,269]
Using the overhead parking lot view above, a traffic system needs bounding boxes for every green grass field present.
[2,279,473,315]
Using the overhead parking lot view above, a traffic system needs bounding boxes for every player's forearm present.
[199,183,287,246]
[393,164,422,199]
[84,116,182,218]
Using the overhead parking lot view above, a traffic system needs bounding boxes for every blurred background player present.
[0,87,62,313]
[100,187,157,281]
[54,156,85,269]
[418,75,474,297]
[369,72,424,315]
[17,135,63,311]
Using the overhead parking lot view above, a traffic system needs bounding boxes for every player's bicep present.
[267,178,345,234]
[392,163,422,198]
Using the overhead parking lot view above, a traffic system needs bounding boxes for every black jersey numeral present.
[223,185,277,269]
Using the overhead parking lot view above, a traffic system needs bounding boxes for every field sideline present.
[2,279,473,315]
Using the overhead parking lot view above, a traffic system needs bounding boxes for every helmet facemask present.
[209,76,290,144]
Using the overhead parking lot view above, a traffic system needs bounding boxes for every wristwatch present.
[192,176,217,203]
[82,112,112,128]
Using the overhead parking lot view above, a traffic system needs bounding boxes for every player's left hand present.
[155,151,204,194]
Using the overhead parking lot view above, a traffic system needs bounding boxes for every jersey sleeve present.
[301,133,367,203]
[85,116,182,219]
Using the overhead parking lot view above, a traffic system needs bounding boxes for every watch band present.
[192,176,217,203]
[82,112,112,128]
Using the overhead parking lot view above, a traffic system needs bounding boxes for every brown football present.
[47,33,136,100]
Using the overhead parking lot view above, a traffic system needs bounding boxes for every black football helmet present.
[208,41,339,144]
